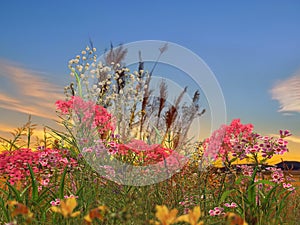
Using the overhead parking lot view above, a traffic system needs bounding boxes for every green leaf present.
[59,167,68,199]
[5,182,22,202]
[0,196,10,221]
[27,163,38,203]
[220,189,235,203]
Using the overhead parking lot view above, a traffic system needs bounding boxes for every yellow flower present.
[84,205,108,224]
[50,197,80,218]
[176,206,203,225]
[225,212,248,225]
[150,205,178,225]
[7,200,33,222]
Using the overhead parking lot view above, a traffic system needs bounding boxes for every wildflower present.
[84,206,108,224]
[224,202,237,208]
[283,183,296,192]
[64,194,78,199]
[225,212,248,225]
[209,207,224,216]
[150,205,178,225]
[41,178,50,186]
[7,200,33,222]
[50,197,80,218]
[50,199,61,206]
[176,206,203,225]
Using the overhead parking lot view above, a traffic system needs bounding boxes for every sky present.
[0,1,299,163]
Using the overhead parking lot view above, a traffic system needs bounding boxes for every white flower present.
[78,67,83,72]
[86,46,90,51]
[93,47,97,52]
[81,50,86,55]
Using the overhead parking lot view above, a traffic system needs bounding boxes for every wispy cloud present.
[270,72,300,114]
[0,59,64,120]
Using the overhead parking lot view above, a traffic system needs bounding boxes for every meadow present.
[0,45,299,225]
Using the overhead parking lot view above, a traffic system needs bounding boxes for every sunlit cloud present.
[0,59,64,120]
[270,72,300,114]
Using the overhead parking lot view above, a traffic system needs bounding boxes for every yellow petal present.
[71,211,80,217]
[66,197,78,212]
[84,214,92,222]
[7,200,19,207]
[225,212,247,225]
[149,220,160,225]
[176,214,190,223]
[60,201,69,217]
[176,206,202,225]
[155,205,178,225]
[189,206,201,224]
[98,205,108,212]
[50,206,61,213]
[155,205,169,222]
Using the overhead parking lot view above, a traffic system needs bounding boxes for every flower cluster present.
[117,139,185,168]
[0,148,77,186]
[179,196,197,214]
[224,202,237,208]
[203,119,292,163]
[208,207,224,216]
[56,96,115,137]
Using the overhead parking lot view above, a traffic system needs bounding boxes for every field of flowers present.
[0,44,299,225]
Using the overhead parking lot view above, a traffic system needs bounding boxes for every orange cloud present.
[270,72,300,114]
[0,59,65,120]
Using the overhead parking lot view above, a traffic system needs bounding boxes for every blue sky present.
[0,1,299,161]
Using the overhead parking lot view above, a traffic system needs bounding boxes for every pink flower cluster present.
[203,119,292,162]
[55,96,115,135]
[209,207,224,216]
[224,202,237,208]
[203,119,253,161]
[179,196,197,214]
[0,148,77,186]
[118,139,183,166]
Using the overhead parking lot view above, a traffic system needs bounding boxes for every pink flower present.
[224,202,237,208]
[283,183,295,192]
[50,199,61,206]
[41,178,50,186]
[64,194,78,199]
[209,207,224,216]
